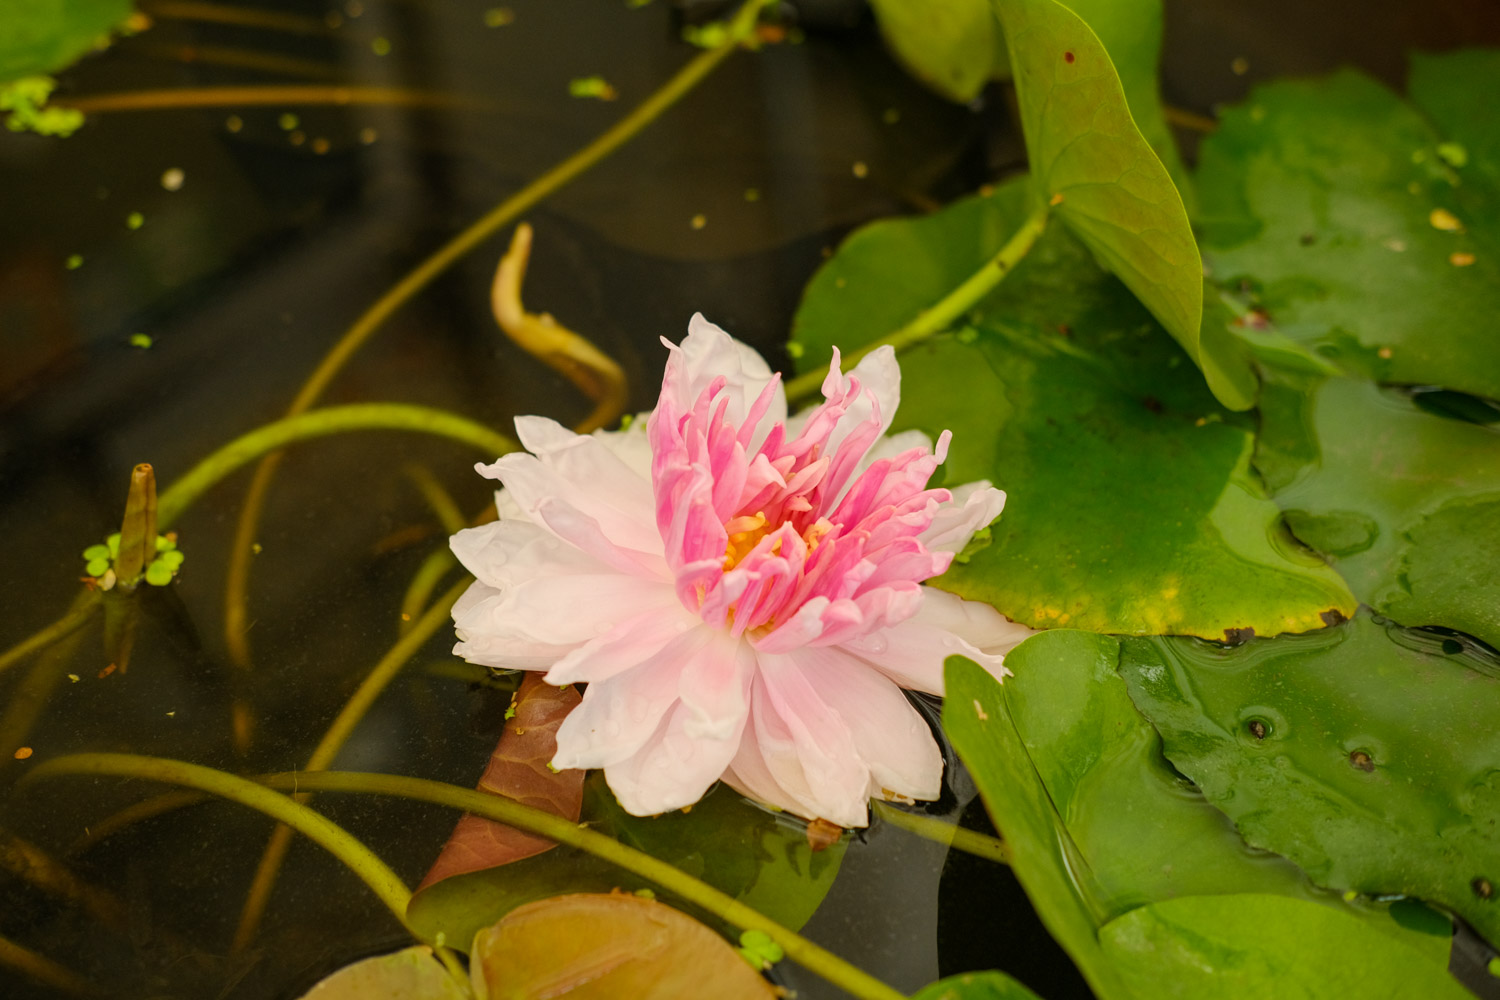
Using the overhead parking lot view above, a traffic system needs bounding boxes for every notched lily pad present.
[1119,613,1500,946]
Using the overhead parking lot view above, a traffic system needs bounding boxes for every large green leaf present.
[1,0,133,82]
[1197,61,1500,400]
[989,0,1249,407]
[1255,372,1500,649]
[943,655,1133,999]
[869,0,999,103]
[1100,895,1472,1000]
[1118,614,1500,946]
[793,181,1352,637]
[911,970,1046,1000]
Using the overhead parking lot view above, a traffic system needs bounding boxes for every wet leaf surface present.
[1118,614,1500,946]
[468,892,776,999]
[294,946,467,1000]
[1254,372,1500,648]
[794,181,1352,637]
[1100,894,1471,1000]
[990,0,1249,407]
[1197,59,1500,400]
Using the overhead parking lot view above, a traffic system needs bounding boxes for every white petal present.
[458,573,677,649]
[543,607,702,686]
[451,583,580,670]
[603,700,746,816]
[794,646,943,802]
[837,588,1034,694]
[822,345,902,463]
[552,627,714,769]
[450,519,605,591]
[743,653,872,828]
[514,416,657,526]
[481,451,664,564]
[920,482,1007,554]
[677,631,756,741]
[661,314,786,431]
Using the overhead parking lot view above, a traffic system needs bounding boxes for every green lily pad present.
[1100,894,1472,1000]
[1197,61,1500,400]
[910,969,1046,1000]
[794,180,1352,637]
[1118,614,1500,946]
[989,0,1248,408]
[1255,372,1500,648]
[1,0,134,82]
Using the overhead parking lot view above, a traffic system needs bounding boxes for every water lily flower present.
[451,315,1032,827]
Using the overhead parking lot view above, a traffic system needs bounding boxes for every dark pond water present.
[2,1,1497,998]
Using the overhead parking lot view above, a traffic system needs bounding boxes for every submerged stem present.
[231,577,473,953]
[56,85,481,114]
[871,800,1010,866]
[0,932,104,996]
[221,0,770,689]
[784,204,1051,405]
[21,756,414,934]
[155,403,516,528]
[0,593,98,681]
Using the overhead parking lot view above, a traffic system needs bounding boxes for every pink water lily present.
[450,315,1032,827]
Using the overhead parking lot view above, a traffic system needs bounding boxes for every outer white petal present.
[450,519,606,592]
[514,416,657,527]
[661,314,786,431]
[794,646,943,803]
[920,481,1007,554]
[543,608,702,686]
[552,626,714,769]
[451,583,579,670]
[837,588,1035,694]
[738,654,872,828]
[603,699,748,816]
[454,573,677,658]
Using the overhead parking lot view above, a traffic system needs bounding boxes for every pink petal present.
[657,314,786,435]
[919,481,1007,554]
[543,607,703,686]
[676,631,756,741]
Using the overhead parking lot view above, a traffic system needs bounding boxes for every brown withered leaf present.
[415,674,584,893]
[469,892,777,1000]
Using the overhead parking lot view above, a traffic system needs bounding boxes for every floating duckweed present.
[65,254,83,270]
[278,112,299,131]
[682,22,729,49]
[785,341,804,359]
[371,37,392,56]
[483,7,515,27]
[83,532,184,586]
[568,76,617,100]
[128,333,153,349]
[125,212,144,230]
[736,929,784,970]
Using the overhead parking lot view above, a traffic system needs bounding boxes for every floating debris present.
[278,112,299,131]
[359,126,378,144]
[160,167,184,191]
[65,254,83,270]
[125,211,143,230]
[484,7,515,27]
[129,333,153,349]
[882,107,901,125]
[12,747,32,760]
[743,187,760,202]
[226,114,243,132]
[1429,207,1463,232]
[1231,56,1250,76]
[690,213,707,230]
[371,37,391,56]
[1450,251,1476,267]
[851,161,868,179]
[311,137,331,155]
[1436,142,1468,168]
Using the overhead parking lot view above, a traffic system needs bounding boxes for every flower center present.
[723,512,771,569]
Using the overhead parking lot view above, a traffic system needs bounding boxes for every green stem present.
[156,404,516,528]
[21,755,414,935]
[25,755,907,1000]
[871,801,1010,866]
[0,593,98,680]
[784,204,1050,405]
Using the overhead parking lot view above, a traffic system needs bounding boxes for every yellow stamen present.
[723,512,770,569]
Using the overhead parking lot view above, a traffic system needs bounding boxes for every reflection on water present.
[1,2,1496,998]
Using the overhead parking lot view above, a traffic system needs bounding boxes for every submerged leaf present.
[1100,894,1471,1000]
[794,181,1352,637]
[295,946,467,1000]
[1198,61,1500,400]
[1119,614,1500,946]
[990,0,1249,407]
[469,893,776,999]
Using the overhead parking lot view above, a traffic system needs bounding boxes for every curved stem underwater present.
[221,0,772,691]
[231,577,473,954]
[783,203,1050,406]
[24,754,909,1000]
